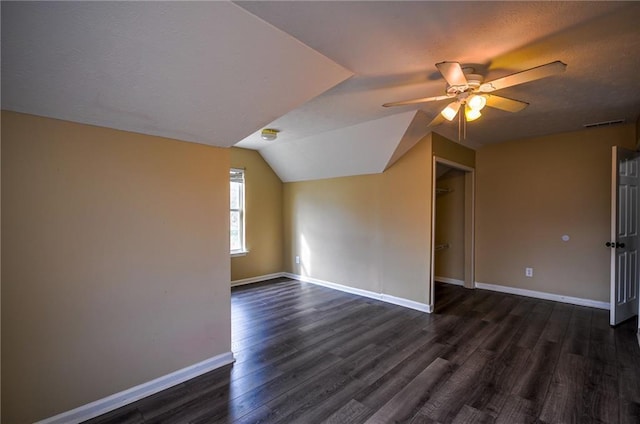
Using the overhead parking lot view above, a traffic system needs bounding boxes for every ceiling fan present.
[383,60,567,128]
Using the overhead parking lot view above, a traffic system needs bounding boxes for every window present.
[230,168,246,255]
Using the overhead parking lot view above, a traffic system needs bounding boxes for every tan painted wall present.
[284,173,385,292]
[379,138,433,302]
[230,148,283,281]
[284,135,434,304]
[434,169,466,281]
[1,111,231,423]
[476,124,636,302]
[432,132,476,168]
[282,133,475,306]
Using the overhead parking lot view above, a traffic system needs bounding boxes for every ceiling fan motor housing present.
[382,60,565,121]
[445,73,483,97]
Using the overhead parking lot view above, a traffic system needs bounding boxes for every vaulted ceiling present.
[3,2,640,182]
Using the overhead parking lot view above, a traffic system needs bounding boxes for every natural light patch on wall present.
[300,233,312,277]
[283,136,434,305]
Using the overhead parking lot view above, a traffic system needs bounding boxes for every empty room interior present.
[2,2,640,423]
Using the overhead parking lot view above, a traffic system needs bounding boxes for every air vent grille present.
[584,119,625,128]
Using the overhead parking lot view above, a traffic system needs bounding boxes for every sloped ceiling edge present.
[260,111,420,183]
[1,2,353,148]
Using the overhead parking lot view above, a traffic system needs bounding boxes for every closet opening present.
[430,157,475,310]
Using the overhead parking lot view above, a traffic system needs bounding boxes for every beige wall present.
[284,134,475,305]
[476,124,636,302]
[230,148,283,281]
[1,111,232,423]
[434,169,466,281]
[432,132,476,168]
[283,133,475,305]
[284,173,386,293]
[379,138,433,302]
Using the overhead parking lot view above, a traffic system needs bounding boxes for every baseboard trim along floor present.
[474,281,610,310]
[231,272,286,287]
[284,272,433,313]
[86,279,640,423]
[37,275,613,423]
[35,352,235,424]
[237,272,610,313]
[434,276,465,286]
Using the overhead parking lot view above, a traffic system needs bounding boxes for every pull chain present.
[457,104,467,141]
[458,107,462,141]
[464,107,467,140]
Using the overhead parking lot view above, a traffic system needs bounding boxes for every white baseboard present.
[283,272,432,313]
[434,276,465,286]
[258,273,606,311]
[379,292,433,313]
[35,351,235,424]
[231,272,286,287]
[474,281,610,310]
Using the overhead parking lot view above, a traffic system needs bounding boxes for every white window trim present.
[230,168,248,256]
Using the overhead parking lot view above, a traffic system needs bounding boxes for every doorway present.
[610,146,640,326]
[430,157,475,310]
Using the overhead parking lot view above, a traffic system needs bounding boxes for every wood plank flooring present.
[85,278,640,423]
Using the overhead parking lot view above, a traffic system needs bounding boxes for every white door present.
[610,146,640,326]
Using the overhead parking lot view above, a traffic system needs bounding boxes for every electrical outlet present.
[295,255,300,264]
[525,267,533,277]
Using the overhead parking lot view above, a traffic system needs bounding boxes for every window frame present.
[230,168,247,256]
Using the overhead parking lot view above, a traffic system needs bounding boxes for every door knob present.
[607,241,626,248]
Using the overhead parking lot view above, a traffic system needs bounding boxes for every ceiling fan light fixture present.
[465,106,481,121]
[441,101,460,121]
[467,94,487,111]
[261,128,279,141]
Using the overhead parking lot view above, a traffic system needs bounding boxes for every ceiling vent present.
[584,119,625,129]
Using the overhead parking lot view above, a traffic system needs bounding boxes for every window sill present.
[231,251,249,258]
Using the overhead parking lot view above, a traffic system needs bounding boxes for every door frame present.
[430,156,475,310]
[610,145,640,326]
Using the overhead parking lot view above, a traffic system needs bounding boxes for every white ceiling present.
[261,110,424,182]
[235,1,640,147]
[1,2,351,147]
[3,2,640,182]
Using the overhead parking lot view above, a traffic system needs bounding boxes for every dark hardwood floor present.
[85,278,640,423]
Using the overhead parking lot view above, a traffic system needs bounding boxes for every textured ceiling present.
[3,2,640,182]
[1,2,352,147]
[235,1,640,148]
[261,110,425,182]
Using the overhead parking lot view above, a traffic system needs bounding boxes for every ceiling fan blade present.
[382,95,451,108]
[485,94,529,112]
[436,61,468,87]
[428,113,445,127]
[479,61,567,93]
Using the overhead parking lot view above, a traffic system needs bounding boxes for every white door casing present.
[430,156,475,311]
[610,146,640,326]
